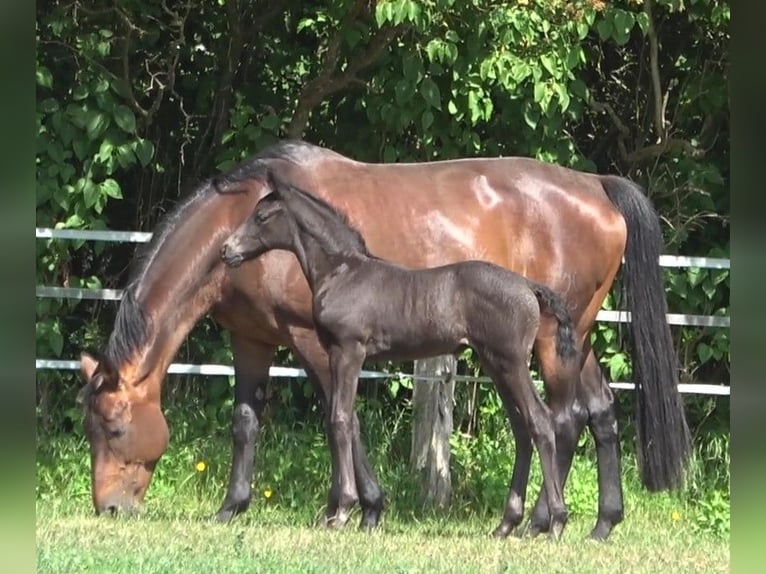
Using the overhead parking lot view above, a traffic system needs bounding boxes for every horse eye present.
[107,427,126,439]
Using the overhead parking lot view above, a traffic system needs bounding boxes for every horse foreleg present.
[215,336,276,522]
[326,342,366,528]
[291,332,385,530]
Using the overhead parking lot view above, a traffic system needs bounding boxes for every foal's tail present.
[527,282,578,363]
[601,175,691,492]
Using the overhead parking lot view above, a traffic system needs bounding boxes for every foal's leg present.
[215,337,276,522]
[326,342,366,527]
[291,332,384,529]
[490,399,534,538]
[524,335,583,536]
[483,351,568,540]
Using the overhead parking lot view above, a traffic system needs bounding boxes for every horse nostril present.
[106,505,118,516]
[220,244,229,259]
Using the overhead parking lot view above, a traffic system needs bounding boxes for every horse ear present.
[79,351,119,391]
[80,352,99,382]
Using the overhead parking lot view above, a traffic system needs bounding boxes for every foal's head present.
[221,173,372,268]
[220,193,291,267]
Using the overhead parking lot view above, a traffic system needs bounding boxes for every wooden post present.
[410,355,456,509]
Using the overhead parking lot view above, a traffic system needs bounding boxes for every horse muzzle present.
[220,244,244,267]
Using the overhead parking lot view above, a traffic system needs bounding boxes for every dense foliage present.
[36,0,729,534]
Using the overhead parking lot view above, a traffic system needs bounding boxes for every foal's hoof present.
[588,520,614,541]
[359,509,381,532]
[324,512,351,530]
[491,521,518,539]
[214,501,248,523]
[549,520,565,542]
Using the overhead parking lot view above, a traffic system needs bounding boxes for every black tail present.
[601,175,691,491]
[528,282,578,363]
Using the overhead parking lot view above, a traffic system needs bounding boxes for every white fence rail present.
[35,227,731,396]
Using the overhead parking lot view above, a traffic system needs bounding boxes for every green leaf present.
[570,78,588,100]
[613,9,635,37]
[402,53,422,83]
[100,178,122,199]
[556,83,571,112]
[72,85,89,101]
[533,81,546,103]
[421,110,434,131]
[596,18,613,42]
[260,114,280,131]
[447,100,458,115]
[540,54,557,78]
[697,342,713,364]
[86,111,110,140]
[576,20,589,40]
[72,138,90,161]
[687,266,704,288]
[134,139,155,167]
[395,80,412,106]
[113,105,137,134]
[39,98,60,114]
[49,328,63,357]
[523,105,539,130]
[82,179,99,208]
[635,12,650,36]
[468,90,481,124]
[97,139,114,163]
[37,66,53,89]
[420,77,441,110]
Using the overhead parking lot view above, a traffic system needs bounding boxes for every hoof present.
[588,521,614,541]
[491,521,519,539]
[324,512,351,530]
[549,520,565,541]
[359,508,381,531]
[214,499,249,523]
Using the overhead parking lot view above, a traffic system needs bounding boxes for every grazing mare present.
[77,140,689,540]
[219,175,581,537]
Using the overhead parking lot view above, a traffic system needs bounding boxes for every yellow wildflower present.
[195,461,207,472]
[671,510,681,522]
[264,488,273,499]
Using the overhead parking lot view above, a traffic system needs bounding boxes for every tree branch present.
[286,18,405,139]
[644,0,665,142]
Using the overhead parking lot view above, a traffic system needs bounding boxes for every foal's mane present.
[104,140,324,367]
[273,177,374,258]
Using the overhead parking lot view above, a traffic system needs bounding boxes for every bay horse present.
[77,140,689,541]
[219,174,581,538]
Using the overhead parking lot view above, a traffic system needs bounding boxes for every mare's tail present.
[527,282,578,363]
[600,175,691,491]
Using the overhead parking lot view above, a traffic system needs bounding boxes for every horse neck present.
[292,225,355,293]
[111,187,257,398]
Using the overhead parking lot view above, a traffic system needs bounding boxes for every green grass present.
[37,497,727,574]
[36,407,730,573]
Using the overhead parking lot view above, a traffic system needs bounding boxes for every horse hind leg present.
[480,349,568,541]
[525,333,584,537]
[581,346,624,540]
[491,397,534,539]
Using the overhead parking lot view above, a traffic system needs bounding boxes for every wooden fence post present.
[410,355,456,509]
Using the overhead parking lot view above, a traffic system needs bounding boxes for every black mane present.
[104,140,317,366]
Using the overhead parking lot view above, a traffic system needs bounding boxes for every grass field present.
[36,404,729,573]
[37,490,728,573]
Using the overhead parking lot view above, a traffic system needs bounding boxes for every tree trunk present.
[410,355,456,509]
